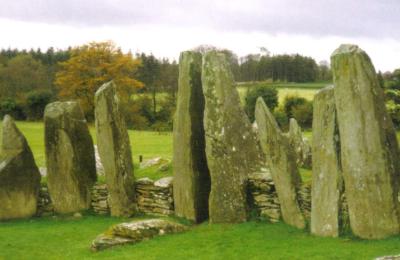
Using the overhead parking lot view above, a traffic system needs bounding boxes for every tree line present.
[235,53,331,82]
[0,42,332,130]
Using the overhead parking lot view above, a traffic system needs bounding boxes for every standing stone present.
[173,51,211,223]
[255,98,305,229]
[202,51,263,223]
[311,86,344,237]
[0,115,41,220]
[288,118,312,168]
[95,81,136,217]
[44,101,97,214]
[332,44,400,239]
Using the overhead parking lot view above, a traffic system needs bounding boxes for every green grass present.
[237,81,330,89]
[236,83,326,106]
[0,121,172,180]
[0,215,399,259]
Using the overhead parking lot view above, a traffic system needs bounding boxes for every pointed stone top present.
[331,44,361,56]
[255,97,281,134]
[289,118,302,136]
[95,81,116,99]
[2,115,27,152]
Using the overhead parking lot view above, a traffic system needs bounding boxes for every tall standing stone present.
[173,51,211,223]
[202,51,263,223]
[311,86,344,237]
[255,98,305,229]
[332,44,400,239]
[0,115,41,220]
[44,101,97,214]
[288,118,312,168]
[95,81,136,217]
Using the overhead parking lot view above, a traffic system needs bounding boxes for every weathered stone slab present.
[95,81,136,217]
[91,219,188,251]
[332,44,400,239]
[288,118,312,168]
[173,51,210,223]
[44,101,96,214]
[311,86,344,237]
[0,115,41,220]
[255,98,305,229]
[202,51,264,223]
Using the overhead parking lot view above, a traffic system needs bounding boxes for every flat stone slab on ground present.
[91,219,188,251]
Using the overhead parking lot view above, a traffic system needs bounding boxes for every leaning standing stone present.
[311,86,344,237]
[255,98,305,229]
[44,101,97,214]
[332,44,400,239]
[173,51,211,223]
[202,51,263,223]
[0,115,41,220]
[288,118,312,168]
[95,81,136,217]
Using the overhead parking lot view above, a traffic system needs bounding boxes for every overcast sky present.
[0,0,399,71]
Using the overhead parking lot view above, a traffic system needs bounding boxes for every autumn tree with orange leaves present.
[55,41,143,119]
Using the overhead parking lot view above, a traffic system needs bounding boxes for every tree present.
[136,53,161,114]
[0,54,50,99]
[245,86,278,122]
[55,41,143,119]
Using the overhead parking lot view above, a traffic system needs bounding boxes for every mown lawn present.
[0,121,173,180]
[0,215,399,259]
[3,120,400,258]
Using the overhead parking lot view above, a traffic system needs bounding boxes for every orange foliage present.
[55,41,143,118]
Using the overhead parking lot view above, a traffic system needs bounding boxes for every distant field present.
[236,82,330,105]
[237,81,330,89]
[0,121,172,180]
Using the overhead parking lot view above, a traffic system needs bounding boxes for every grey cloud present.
[1,0,399,38]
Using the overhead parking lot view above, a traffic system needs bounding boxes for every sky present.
[0,0,399,71]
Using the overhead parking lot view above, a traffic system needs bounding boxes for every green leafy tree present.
[245,86,278,122]
[136,53,161,114]
[0,55,50,99]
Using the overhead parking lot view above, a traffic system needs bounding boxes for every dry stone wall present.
[37,177,174,217]
[248,172,312,222]
[36,174,312,223]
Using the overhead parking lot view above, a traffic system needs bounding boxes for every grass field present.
[3,120,400,258]
[1,215,400,259]
[0,121,173,180]
[236,82,328,105]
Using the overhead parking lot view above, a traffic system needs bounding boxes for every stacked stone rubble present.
[248,172,313,222]
[36,186,54,216]
[248,172,281,222]
[298,184,312,220]
[136,177,174,216]
[91,184,109,215]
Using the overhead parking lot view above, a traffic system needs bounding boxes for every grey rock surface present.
[44,101,96,214]
[255,98,305,229]
[0,115,41,220]
[173,51,210,223]
[332,44,400,239]
[95,81,136,217]
[311,86,344,237]
[202,51,264,223]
